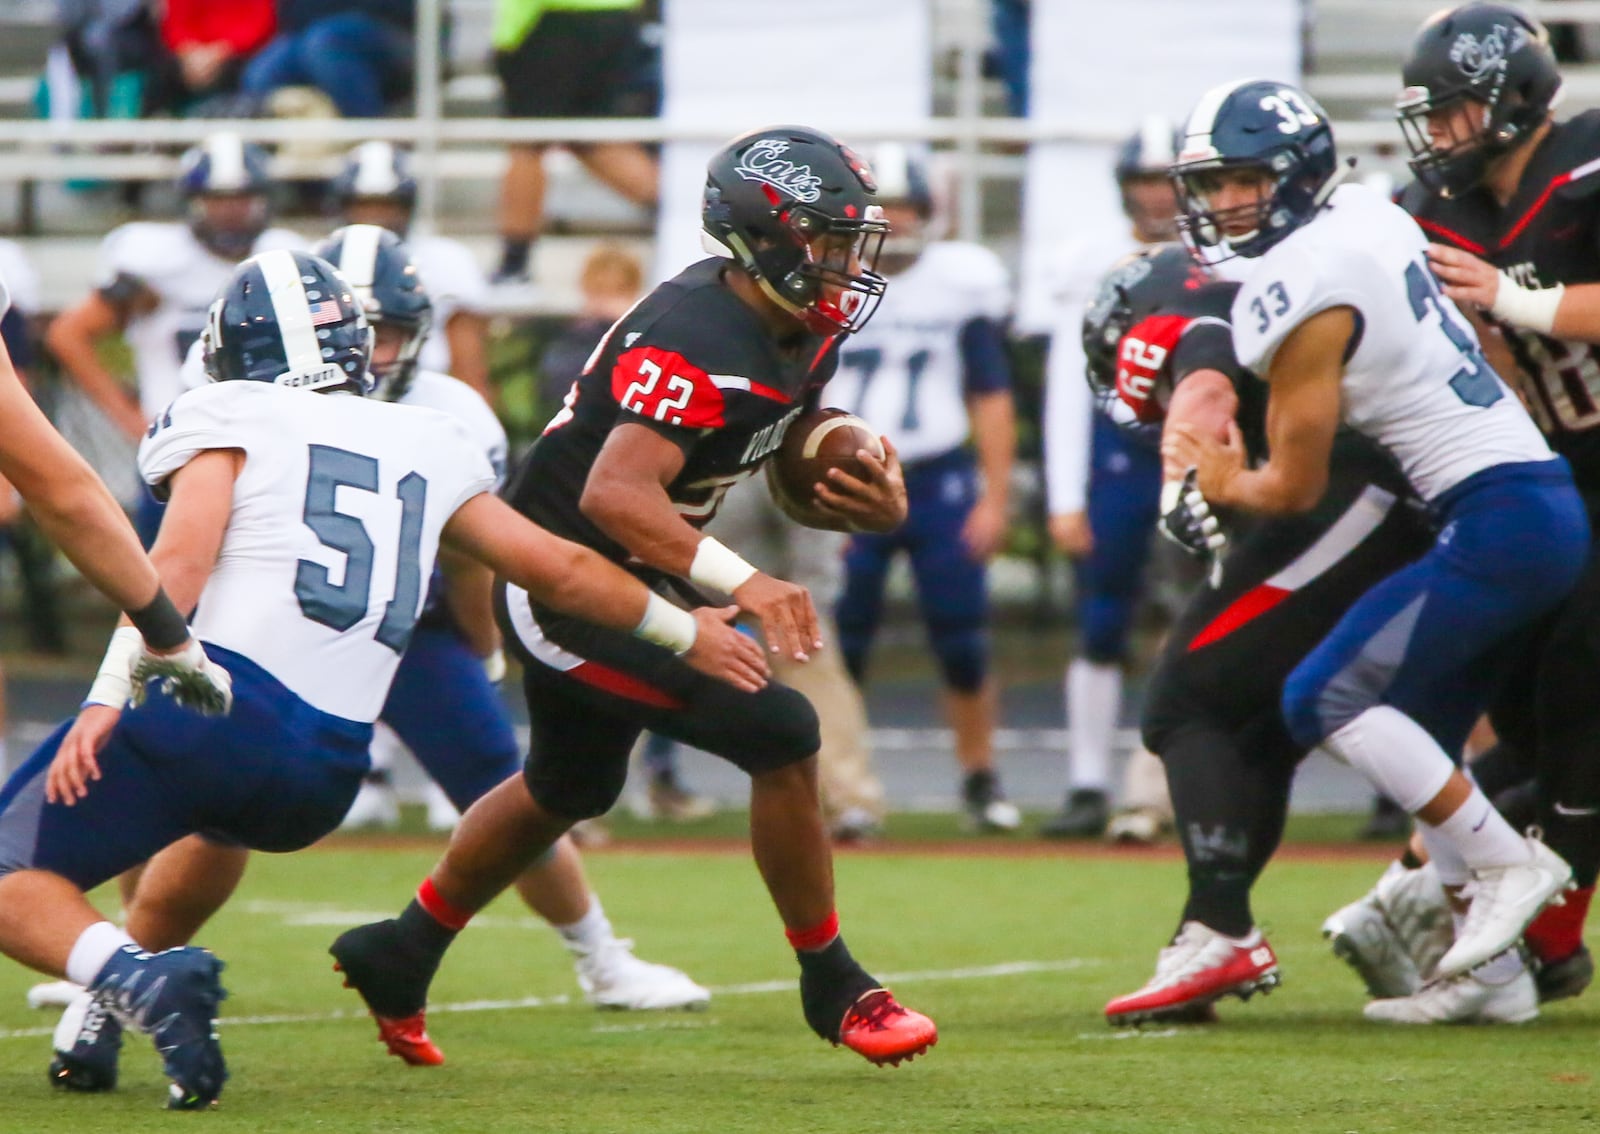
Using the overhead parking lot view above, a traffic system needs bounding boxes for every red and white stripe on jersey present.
[1116,313,1194,423]
[1419,153,1600,255]
[503,582,685,709]
[1187,484,1399,651]
[612,347,791,429]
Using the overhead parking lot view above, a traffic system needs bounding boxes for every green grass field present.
[1,828,1595,1133]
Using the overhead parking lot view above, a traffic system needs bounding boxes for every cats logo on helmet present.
[202,250,373,394]
[702,125,890,335]
[1396,3,1562,197]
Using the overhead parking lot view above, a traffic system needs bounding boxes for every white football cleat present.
[1363,950,1538,1025]
[572,939,711,1011]
[1324,862,1453,997]
[1437,838,1572,979]
[28,979,83,1010]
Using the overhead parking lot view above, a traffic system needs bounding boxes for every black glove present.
[1159,468,1227,583]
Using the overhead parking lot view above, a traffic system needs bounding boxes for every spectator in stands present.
[55,0,163,119]
[989,0,1029,117]
[158,0,275,114]
[240,0,415,119]
[537,242,642,408]
[491,0,659,285]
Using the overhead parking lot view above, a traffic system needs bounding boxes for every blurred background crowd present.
[0,0,1589,841]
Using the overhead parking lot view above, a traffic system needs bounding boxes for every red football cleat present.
[836,988,937,1066]
[371,1011,445,1067]
[1104,921,1280,1027]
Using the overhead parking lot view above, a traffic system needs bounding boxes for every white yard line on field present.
[0,958,1099,1041]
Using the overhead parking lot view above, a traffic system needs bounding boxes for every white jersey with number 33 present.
[138,381,496,722]
[1231,183,1553,502]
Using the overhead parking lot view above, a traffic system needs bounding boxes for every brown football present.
[766,408,886,531]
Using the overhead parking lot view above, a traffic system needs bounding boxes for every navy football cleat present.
[48,989,123,1092]
[90,945,228,1109]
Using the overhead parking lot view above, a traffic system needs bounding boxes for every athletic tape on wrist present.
[83,626,143,709]
[1491,272,1564,335]
[688,537,758,594]
[634,593,698,655]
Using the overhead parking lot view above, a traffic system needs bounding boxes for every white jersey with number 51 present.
[1231,183,1552,502]
[138,381,496,722]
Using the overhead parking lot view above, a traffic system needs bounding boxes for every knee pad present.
[1319,706,1454,816]
[720,685,820,776]
[523,755,630,821]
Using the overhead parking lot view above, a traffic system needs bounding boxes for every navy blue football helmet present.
[177,132,273,260]
[1397,4,1562,197]
[1115,115,1182,240]
[702,125,889,334]
[333,141,418,235]
[202,250,372,393]
[313,224,434,401]
[1170,80,1342,260]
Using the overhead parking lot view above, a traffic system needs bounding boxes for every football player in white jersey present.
[1040,118,1182,840]
[45,132,305,544]
[827,145,1020,831]
[334,141,492,400]
[0,249,764,1108]
[1164,79,1588,1005]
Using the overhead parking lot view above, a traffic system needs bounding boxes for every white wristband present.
[634,593,698,656]
[1160,478,1185,515]
[1491,272,1565,335]
[83,626,143,709]
[688,537,758,594]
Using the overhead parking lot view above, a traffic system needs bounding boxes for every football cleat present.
[1039,789,1110,839]
[330,920,446,1066]
[572,939,711,1011]
[961,770,1021,833]
[48,989,123,1092]
[341,779,401,830]
[835,989,937,1067]
[90,945,227,1109]
[1323,863,1452,998]
[1363,949,1538,1025]
[1105,806,1172,846]
[1436,838,1572,979]
[1533,944,1594,1003]
[1105,922,1280,1027]
[421,782,461,833]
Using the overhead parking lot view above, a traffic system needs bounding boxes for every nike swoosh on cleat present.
[1552,802,1600,818]
[1471,807,1492,833]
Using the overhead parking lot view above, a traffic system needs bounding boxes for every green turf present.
[0,846,1593,1132]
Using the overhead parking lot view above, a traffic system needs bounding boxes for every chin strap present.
[1311,157,1358,212]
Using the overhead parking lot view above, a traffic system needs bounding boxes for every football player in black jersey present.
[1080,246,1433,1026]
[1353,1,1600,1011]
[329,126,940,1069]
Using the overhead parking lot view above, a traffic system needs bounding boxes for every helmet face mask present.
[1171,80,1339,261]
[203,250,374,394]
[1396,4,1562,196]
[702,126,890,335]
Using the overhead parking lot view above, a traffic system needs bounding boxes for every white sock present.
[1432,784,1531,872]
[65,921,136,988]
[555,898,613,955]
[1319,707,1454,814]
[1067,659,1120,792]
[1418,822,1471,889]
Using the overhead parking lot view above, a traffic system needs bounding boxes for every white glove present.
[132,636,234,716]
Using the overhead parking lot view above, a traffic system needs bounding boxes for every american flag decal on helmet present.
[308,298,344,326]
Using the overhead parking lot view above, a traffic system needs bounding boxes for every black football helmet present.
[701,125,889,335]
[177,132,273,260]
[1081,243,1215,440]
[1397,4,1561,197]
[1170,79,1343,260]
[202,250,372,393]
[313,224,433,401]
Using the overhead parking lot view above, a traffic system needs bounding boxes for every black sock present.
[796,936,876,1041]
[397,899,459,960]
[498,238,532,277]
